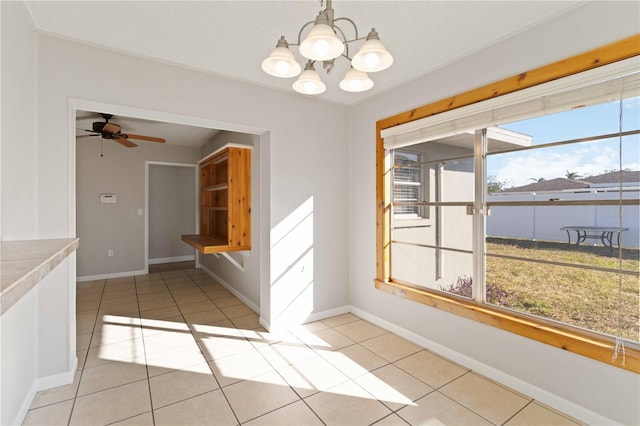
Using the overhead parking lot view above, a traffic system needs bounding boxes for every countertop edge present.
[1,238,79,315]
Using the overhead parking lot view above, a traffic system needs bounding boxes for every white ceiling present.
[31,1,582,148]
[26,0,581,106]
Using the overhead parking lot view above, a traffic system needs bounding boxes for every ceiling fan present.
[76,113,166,148]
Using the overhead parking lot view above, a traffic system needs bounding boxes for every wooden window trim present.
[375,34,640,373]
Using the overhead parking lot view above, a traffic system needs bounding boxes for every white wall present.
[1,3,76,424]
[37,35,350,326]
[148,164,196,262]
[1,0,38,239]
[349,2,640,425]
[76,139,200,277]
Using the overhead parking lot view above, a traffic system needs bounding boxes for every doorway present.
[146,162,198,272]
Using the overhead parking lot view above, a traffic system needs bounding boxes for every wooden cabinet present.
[182,145,251,254]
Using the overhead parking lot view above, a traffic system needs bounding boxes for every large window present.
[376,39,640,372]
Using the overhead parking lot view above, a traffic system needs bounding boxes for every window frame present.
[374,34,640,373]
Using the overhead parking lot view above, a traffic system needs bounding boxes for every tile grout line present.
[501,399,535,426]
[134,273,160,426]
[164,270,243,426]
[66,278,107,426]
[185,276,248,425]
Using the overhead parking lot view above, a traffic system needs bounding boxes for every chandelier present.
[261,0,393,95]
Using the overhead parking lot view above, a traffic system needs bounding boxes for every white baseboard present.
[349,306,615,426]
[148,255,194,265]
[305,305,351,324]
[11,360,77,426]
[259,316,270,331]
[12,381,38,426]
[35,364,76,392]
[199,265,259,313]
[76,269,147,282]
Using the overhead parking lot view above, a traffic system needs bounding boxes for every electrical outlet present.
[108,249,114,257]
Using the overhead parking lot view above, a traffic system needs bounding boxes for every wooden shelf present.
[181,235,250,254]
[202,183,228,192]
[183,145,252,254]
[201,207,228,212]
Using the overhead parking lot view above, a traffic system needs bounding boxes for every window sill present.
[375,278,639,373]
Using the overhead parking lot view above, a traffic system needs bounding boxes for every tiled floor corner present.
[23,266,582,425]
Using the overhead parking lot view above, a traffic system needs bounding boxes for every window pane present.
[493,95,639,149]
[390,244,473,298]
[484,93,639,343]
[393,206,473,252]
[485,257,639,342]
[486,135,637,191]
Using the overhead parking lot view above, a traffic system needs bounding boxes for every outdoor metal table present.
[560,226,629,249]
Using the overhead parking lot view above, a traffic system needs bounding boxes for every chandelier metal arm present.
[332,17,360,41]
[294,20,316,46]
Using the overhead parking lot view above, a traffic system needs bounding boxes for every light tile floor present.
[24,268,582,425]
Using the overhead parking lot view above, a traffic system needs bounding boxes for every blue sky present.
[488,96,640,187]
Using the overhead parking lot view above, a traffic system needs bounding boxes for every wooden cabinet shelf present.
[182,145,251,254]
[201,207,228,212]
[202,183,228,192]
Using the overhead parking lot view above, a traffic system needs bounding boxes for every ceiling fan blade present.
[113,136,137,148]
[103,122,121,133]
[123,134,166,143]
[76,134,99,138]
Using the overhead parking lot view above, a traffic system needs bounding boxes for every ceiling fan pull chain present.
[100,139,104,157]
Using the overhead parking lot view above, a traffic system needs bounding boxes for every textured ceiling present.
[26,0,581,105]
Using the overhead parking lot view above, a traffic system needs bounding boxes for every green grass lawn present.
[485,237,639,342]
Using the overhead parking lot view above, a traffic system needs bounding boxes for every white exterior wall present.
[349,2,640,425]
[392,143,474,290]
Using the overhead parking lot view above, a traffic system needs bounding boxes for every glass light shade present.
[352,35,393,73]
[339,67,373,92]
[262,38,302,78]
[299,23,344,61]
[292,68,326,95]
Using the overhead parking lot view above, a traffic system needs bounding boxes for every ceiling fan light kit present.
[261,0,393,95]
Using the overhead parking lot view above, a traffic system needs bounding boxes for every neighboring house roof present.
[583,170,640,184]
[501,178,590,193]
[500,171,640,193]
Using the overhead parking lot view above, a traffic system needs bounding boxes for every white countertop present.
[1,238,79,315]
